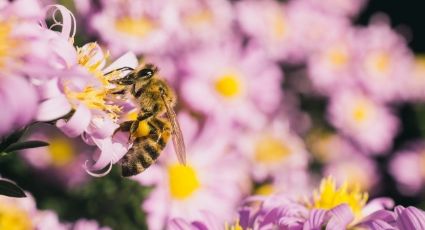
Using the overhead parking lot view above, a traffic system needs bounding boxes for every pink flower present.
[327,90,399,154]
[89,0,173,56]
[354,21,414,103]
[306,26,359,94]
[235,0,299,62]
[0,192,67,230]
[181,42,283,129]
[389,142,425,195]
[236,119,309,186]
[20,123,93,187]
[71,219,111,230]
[132,113,250,230]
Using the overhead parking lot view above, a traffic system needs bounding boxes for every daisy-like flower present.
[236,119,310,196]
[307,26,358,94]
[230,177,395,229]
[235,0,299,62]
[20,123,93,187]
[286,0,351,59]
[34,5,139,175]
[0,0,57,136]
[327,90,399,154]
[389,142,425,195]
[308,131,380,192]
[166,0,234,49]
[181,42,283,129]
[0,192,67,230]
[89,0,172,56]
[132,113,250,230]
[354,21,414,103]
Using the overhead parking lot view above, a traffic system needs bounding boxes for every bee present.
[108,64,186,177]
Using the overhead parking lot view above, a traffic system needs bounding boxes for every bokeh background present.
[1,0,425,229]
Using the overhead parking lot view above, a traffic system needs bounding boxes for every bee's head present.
[109,64,158,85]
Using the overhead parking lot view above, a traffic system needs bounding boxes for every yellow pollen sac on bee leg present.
[135,120,150,137]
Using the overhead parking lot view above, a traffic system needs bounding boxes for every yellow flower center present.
[271,13,286,39]
[255,136,291,164]
[48,137,75,167]
[168,164,200,199]
[215,74,241,98]
[310,177,368,217]
[183,10,213,28]
[0,20,21,69]
[367,52,391,75]
[115,17,155,37]
[352,100,373,124]
[0,203,32,230]
[327,46,349,68]
[64,43,122,119]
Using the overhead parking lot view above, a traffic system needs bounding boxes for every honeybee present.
[108,64,186,177]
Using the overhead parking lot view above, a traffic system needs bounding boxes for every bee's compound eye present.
[137,68,154,79]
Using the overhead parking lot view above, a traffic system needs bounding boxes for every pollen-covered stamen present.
[308,177,368,218]
[215,72,243,99]
[64,85,122,119]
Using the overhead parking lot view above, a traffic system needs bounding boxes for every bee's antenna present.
[104,66,135,76]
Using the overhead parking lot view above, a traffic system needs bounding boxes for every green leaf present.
[0,179,26,198]
[0,127,28,152]
[4,141,49,153]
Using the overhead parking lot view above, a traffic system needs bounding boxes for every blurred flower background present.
[1,0,425,229]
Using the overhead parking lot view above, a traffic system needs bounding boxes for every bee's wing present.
[160,94,187,165]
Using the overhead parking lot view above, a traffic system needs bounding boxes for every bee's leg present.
[147,117,171,143]
[114,121,134,135]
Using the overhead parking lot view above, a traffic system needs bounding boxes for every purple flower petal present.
[326,204,354,230]
[395,206,425,230]
[36,96,71,121]
[357,210,396,229]
[167,218,195,230]
[304,209,327,230]
[86,118,118,139]
[56,104,91,137]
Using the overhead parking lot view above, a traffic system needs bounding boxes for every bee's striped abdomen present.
[120,117,171,177]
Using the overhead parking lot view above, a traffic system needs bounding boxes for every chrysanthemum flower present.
[20,123,94,187]
[389,142,425,195]
[132,114,250,230]
[166,0,234,49]
[354,21,414,103]
[327,90,399,154]
[181,42,283,129]
[89,0,173,56]
[307,26,358,94]
[0,192,67,230]
[235,0,299,61]
[236,119,310,196]
[0,0,60,136]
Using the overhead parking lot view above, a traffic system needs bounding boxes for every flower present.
[235,0,298,61]
[20,123,93,187]
[0,192,67,230]
[181,42,283,129]
[327,90,399,154]
[301,0,368,18]
[89,0,172,56]
[389,142,425,195]
[236,119,310,196]
[71,219,111,230]
[354,21,414,103]
[132,114,250,229]
[35,9,139,175]
[405,55,425,102]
